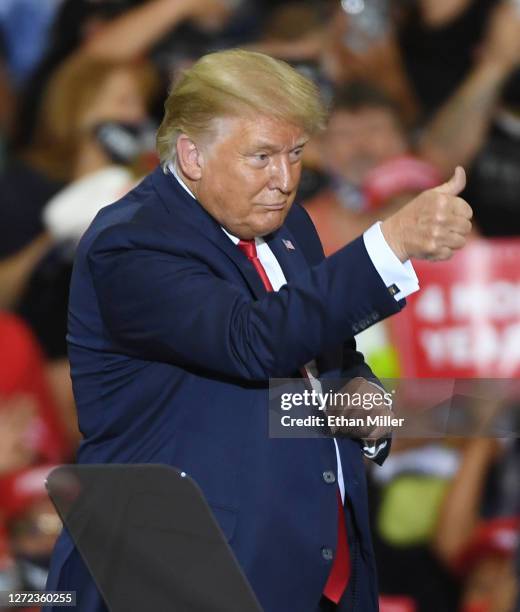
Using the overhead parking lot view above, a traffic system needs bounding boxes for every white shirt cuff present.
[363,222,419,302]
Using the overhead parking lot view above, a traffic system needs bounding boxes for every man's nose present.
[268,157,295,193]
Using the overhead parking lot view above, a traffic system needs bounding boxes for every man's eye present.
[255,153,269,162]
[290,148,304,161]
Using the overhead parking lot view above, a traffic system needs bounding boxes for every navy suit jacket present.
[45,166,404,612]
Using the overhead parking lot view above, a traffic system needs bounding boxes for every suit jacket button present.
[323,471,336,484]
[321,547,333,561]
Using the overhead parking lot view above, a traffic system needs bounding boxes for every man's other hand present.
[327,377,394,439]
[381,166,473,262]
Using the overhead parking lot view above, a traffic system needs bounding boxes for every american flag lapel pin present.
[282,239,295,251]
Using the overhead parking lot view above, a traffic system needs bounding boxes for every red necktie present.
[237,239,274,291]
[323,489,351,603]
[237,238,351,604]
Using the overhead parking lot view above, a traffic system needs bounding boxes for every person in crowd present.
[397,0,500,121]
[256,0,518,136]
[320,0,418,121]
[0,55,157,440]
[0,54,155,311]
[0,312,71,460]
[13,0,242,150]
[369,439,465,612]
[303,81,441,255]
[0,465,62,598]
[418,0,520,236]
[250,1,417,122]
[0,312,69,603]
[434,438,520,611]
[454,516,519,612]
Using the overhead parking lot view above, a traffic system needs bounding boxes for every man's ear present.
[176,134,204,181]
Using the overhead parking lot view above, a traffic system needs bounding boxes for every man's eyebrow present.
[247,138,309,153]
[292,138,309,149]
[248,142,279,153]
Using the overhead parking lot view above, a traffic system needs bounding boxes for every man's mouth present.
[261,202,286,210]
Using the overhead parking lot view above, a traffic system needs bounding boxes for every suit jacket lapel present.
[151,166,268,299]
[265,224,309,283]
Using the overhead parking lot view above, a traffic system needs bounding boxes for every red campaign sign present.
[390,239,520,378]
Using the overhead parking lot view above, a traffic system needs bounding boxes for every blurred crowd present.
[0,1,519,610]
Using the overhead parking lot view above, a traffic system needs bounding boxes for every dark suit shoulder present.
[82,174,165,235]
[77,172,201,260]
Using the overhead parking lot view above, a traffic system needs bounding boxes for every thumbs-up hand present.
[381,166,473,262]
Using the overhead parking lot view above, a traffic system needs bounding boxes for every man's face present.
[194,115,307,239]
[324,107,407,185]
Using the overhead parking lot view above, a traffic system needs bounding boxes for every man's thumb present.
[434,166,467,196]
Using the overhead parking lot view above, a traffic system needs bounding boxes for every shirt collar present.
[168,162,195,200]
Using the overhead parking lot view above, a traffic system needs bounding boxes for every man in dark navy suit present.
[45,49,472,611]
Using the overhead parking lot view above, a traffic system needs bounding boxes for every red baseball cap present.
[456,516,520,575]
[0,465,58,523]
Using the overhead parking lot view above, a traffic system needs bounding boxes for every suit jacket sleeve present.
[87,219,403,382]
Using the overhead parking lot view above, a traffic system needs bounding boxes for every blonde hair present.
[156,49,327,165]
[28,56,157,181]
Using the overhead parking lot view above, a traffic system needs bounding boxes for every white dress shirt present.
[169,163,419,502]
